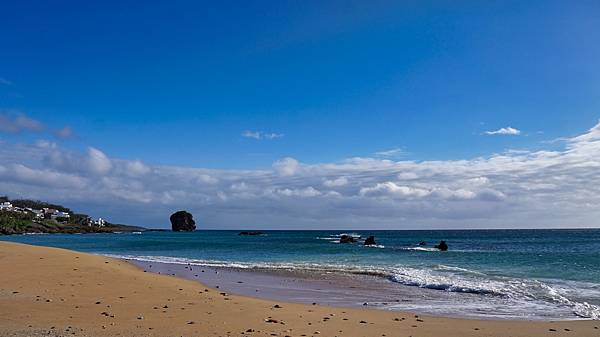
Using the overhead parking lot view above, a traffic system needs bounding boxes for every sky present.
[1,1,600,229]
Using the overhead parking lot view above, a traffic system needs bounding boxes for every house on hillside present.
[82,217,107,227]
[42,208,71,220]
[26,208,45,218]
[54,211,70,219]
[0,202,13,211]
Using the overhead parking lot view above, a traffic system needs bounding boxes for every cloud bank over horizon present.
[1,121,600,229]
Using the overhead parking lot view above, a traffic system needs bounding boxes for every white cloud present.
[54,126,74,139]
[242,130,284,140]
[374,148,403,157]
[476,188,506,201]
[467,177,489,186]
[360,182,430,198]
[242,130,261,139]
[272,157,300,176]
[264,133,284,140]
[125,160,151,177]
[0,111,75,140]
[0,164,87,189]
[398,172,419,180]
[485,127,521,135]
[35,139,58,149]
[44,146,112,176]
[197,174,218,184]
[1,121,600,229]
[323,176,348,187]
[273,186,322,198]
[86,147,113,175]
[230,182,249,191]
[0,112,44,133]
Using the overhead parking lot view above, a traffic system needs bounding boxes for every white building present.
[55,211,70,219]
[42,208,70,220]
[0,202,13,211]
[31,209,44,218]
[94,218,106,227]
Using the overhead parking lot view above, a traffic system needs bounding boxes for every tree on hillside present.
[10,199,72,214]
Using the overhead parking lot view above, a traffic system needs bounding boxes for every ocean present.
[2,229,599,320]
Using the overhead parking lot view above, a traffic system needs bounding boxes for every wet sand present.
[0,241,598,337]
[130,259,578,320]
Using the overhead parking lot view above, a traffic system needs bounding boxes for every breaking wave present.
[398,246,440,252]
[107,254,600,320]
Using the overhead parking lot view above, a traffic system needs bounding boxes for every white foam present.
[388,266,600,320]
[400,246,439,252]
[434,264,487,275]
[106,254,600,320]
[334,233,362,238]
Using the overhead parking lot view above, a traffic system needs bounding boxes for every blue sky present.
[1,1,600,228]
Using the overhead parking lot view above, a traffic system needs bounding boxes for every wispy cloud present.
[1,121,600,229]
[0,111,44,133]
[374,147,403,158]
[242,130,284,140]
[54,126,74,139]
[0,78,12,86]
[485,127,521,136]
[242,130,261,139]
[541,137,569,144]
[0,111,76,140]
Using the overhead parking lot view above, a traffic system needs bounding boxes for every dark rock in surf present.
[418,241,427,246]
[364,236,376,246]
[238,231,264,236]
[434,240,448,251]
[339,235,357,244]
[170,211,196,231]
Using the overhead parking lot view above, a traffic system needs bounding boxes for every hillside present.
[0,197,145,235]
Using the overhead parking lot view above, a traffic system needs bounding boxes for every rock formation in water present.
[170,211,196,231]
[238,231,264,236]
[339,234,357,244]
[434,240,448,251]
[364,236,376,245]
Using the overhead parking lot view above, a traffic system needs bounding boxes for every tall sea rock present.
[170,211,196,231]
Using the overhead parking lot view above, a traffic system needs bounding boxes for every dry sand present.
[0,241,598,337]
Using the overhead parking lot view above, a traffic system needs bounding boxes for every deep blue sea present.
[2,229,599,320]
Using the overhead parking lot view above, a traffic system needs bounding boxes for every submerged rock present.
[434,240,448,251]
[418,241,427,246]
[170,211,196,231]
[364,236,376,246]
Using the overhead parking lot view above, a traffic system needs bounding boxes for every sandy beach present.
[0,241,598,337]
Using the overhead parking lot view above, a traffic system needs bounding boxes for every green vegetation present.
[0,210,35,232]
[7,198,72,214]
[0,196,145,235]
[70,213,92,226]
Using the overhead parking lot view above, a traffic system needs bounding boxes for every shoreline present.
[1,242,599,337]
[126,259,587,321]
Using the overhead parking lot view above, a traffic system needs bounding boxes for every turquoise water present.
[3,229,599,320]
